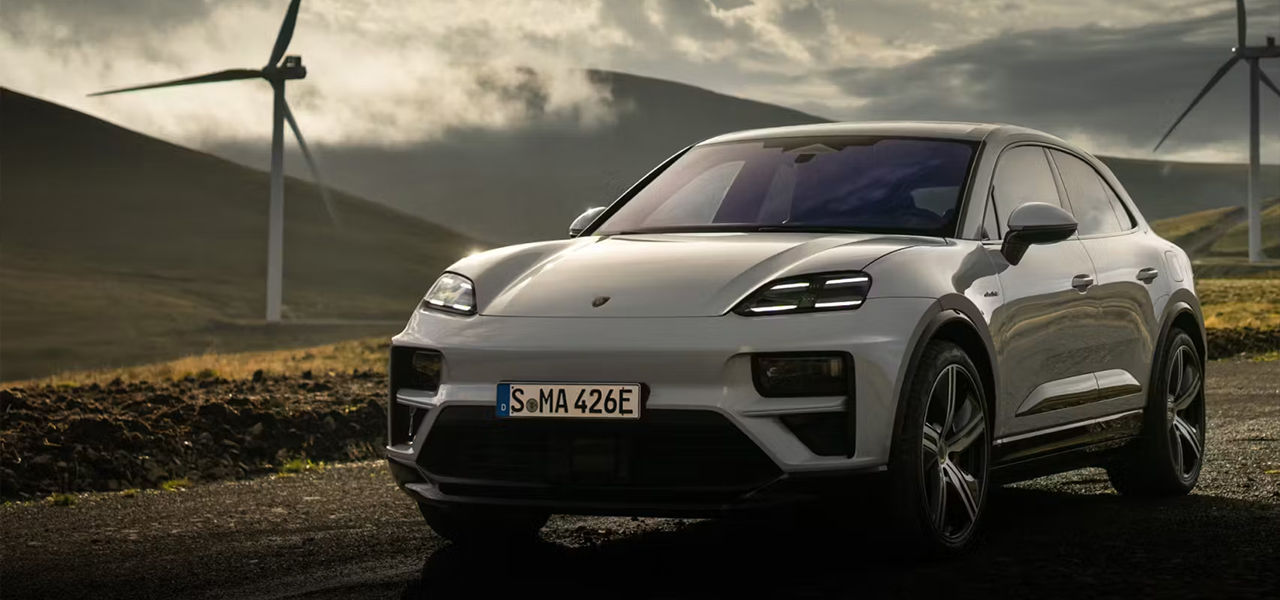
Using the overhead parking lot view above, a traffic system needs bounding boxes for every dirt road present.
[3,359,1278,599]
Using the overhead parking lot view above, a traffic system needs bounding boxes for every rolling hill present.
[0,88,476,381]
[211,70,1280,244]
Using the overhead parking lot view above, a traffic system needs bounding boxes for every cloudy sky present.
[2,0,1278,162]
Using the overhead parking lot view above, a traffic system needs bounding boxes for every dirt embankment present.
[0,371,386,499]
[1208,327,1280,359]
[1,322,1275,500]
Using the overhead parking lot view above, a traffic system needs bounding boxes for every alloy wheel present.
[1166,345,1204,480]
[920,364,987,542]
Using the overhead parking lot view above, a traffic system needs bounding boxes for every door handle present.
[1137,267,1159,283]
[1071,274,1094,291]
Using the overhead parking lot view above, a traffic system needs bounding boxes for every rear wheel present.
[1108,330,1205,496]
[418,503,549,547]
[887,340,990,555]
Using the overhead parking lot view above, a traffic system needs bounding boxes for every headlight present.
[420,273,476,315]
[733,271,871,316]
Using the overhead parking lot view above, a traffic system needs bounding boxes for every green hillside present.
[0,89,476,381]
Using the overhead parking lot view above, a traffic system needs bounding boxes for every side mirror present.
[569,206,607,237]
[1001,202,1077,265]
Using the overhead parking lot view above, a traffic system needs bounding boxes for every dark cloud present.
[1,0,226,41]
[827,7,1280,154]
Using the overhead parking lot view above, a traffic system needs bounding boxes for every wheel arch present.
[1152,289,1207,391]
[890,295,998,456]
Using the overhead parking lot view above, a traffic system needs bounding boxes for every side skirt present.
[990,409,1143,483]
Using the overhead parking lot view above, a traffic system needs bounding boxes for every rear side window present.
[1103,183,1137,229]
[991,146,1060,237]
[1052,150,1123,236]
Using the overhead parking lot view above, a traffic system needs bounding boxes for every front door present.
[981,145,1102,440]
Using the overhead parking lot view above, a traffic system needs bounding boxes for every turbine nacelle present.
[265,55,308,82]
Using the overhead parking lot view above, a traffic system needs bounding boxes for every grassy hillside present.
[0,89,476,381]
[1150,206,1241,244]
[1149,198,1280,260]
[1211,202,1280,257]
[1100,157,1280,222]
[210,70,1280,243]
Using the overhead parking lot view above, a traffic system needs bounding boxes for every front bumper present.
[386,298,932,514]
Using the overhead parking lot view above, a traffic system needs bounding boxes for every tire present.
[886,340,991,556]
[418,503,549,547]
[1107,329,1205,496]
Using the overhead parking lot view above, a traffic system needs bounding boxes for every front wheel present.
[418,503,549,547]
[1107,330,1205,496]
[887,340,990,555]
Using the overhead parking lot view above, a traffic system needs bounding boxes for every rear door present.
[1049,150,1160,411]
[982,145,1101,438]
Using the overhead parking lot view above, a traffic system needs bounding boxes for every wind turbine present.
[89,0,333,321]
[1154,0,1280,263]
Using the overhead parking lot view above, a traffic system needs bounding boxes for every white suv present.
[386,122,1205,553]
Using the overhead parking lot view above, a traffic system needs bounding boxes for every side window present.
[1102,183,1137,229]
[1052,150,1122,236]
[991,146,1060,237]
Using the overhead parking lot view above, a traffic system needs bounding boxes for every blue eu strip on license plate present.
[496,382,641,419]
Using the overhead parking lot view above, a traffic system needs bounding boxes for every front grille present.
[419,407,781,500]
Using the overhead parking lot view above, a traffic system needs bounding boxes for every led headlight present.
[733,271,872,316]
[420,272,476,315]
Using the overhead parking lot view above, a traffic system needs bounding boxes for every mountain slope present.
[0,88,476,380]
[212,70,1279,243]
[212,71,829,243]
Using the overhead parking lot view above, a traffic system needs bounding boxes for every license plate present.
[496,382,641,419]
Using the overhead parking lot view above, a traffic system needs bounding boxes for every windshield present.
[593,136,978,237]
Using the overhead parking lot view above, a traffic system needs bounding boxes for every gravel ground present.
[2,358,1277,600]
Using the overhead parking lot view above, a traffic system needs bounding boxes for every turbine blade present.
[282,99,341,228]
[88,69,262,96]
[1260,69,1280,100]
[1153,57,1239,151]
[1235,0,1246,48]
[267,0,302,67]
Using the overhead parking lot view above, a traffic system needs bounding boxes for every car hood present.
[453,232,939,318]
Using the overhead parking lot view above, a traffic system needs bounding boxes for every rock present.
[196,403,234,420]
[248,422,265,438]
[252,369,265,382]
[0,389,22,412]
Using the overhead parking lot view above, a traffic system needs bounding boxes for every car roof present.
[698,121,1056,145]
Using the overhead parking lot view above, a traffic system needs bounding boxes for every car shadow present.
[402,487,1279,599]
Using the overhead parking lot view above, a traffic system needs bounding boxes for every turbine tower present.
[89,0,332,321]
[1154,0,1280,263]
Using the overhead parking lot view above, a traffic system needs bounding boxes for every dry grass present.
[5,337,390,388]
[1197,278,1280,330]
[159,478,191,492]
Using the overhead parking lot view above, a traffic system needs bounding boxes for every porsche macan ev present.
[386,122,1206,553]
